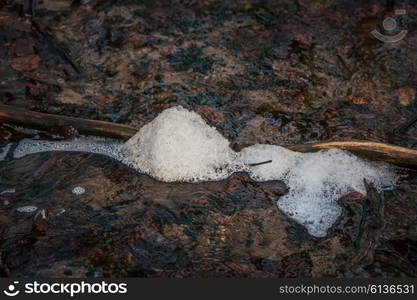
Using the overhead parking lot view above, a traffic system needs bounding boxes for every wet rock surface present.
[0,0,417,277]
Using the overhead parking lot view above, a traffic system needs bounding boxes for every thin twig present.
[248,160,272,167]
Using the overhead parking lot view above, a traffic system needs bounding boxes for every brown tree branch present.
[2,104,417,168]
[0,104,137,140]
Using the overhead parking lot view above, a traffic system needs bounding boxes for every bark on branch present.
[0,104,137,140]
[2,104,417,168]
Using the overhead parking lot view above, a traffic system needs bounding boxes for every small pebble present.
[72,186,86,195]
[17,206,38,213]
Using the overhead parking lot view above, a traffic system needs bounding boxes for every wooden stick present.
[0,104,137,140]
[1,104,417,168]
[248,160,273,167]
[286,141,417,169]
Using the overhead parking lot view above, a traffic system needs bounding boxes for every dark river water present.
[0,0,416,277]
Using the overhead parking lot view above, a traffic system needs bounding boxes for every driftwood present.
[1,104,417,168]
[0,104,137,140]
[286,141,417,169]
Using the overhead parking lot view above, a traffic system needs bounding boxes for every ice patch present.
[11,105,398,237]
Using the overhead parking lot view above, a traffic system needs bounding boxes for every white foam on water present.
[240,146,396,237]
[13,136,129,163]
[0,144,11,161]
[0,188,15,195]
[72,186,86,195]
[11,105,398,237]
[16,205,38,213]
[125,106,237,182]
[239,144,302,180]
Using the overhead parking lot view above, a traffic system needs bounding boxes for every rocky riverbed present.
[0,0,416,277]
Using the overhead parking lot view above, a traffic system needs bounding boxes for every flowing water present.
[3,106,398,238]
[0,0,416,278]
